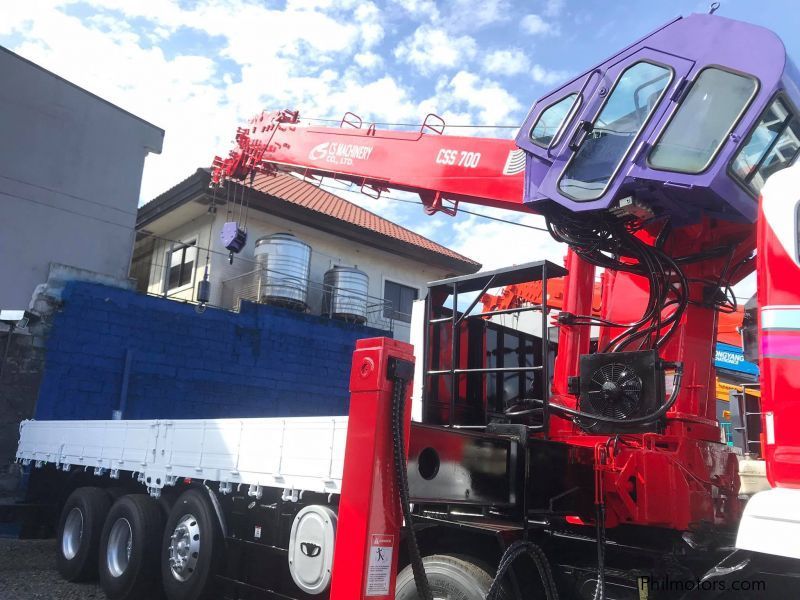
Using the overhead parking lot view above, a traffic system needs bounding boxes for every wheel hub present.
[168,514,201,582]
[106,517,133,578]
[62,507,83,561]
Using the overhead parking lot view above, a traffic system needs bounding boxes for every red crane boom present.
[211,110,527,215]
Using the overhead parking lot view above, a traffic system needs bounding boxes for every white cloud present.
[520,13,557,36]
[446,0,511,30]
[389,0,439,20]
[447,71,523,124]
[531,64,570,86]
[544,0,565,17]
[354,2,383,49]
[394,25,477,75]
[447,206,566,272]
[482,49,531,77]
[285,0,358,10]
[353,51,383,70]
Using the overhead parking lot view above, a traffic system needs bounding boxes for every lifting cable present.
[205,186,217,270]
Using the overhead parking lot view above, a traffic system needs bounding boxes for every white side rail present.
[16,417,348,498]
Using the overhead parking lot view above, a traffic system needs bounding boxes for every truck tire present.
[395,554,510,600]
[98,494,166,599]
[56,486,112,582]
[161,488,224,600]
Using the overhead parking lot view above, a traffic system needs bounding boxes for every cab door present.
[523,48,695,212]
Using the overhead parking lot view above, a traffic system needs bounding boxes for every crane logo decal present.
[309,143,330,161]
[309,142,374,166]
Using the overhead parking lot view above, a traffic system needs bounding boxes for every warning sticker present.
[365,534,394,596]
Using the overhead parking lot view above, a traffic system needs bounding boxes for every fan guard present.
[584,362,643,419]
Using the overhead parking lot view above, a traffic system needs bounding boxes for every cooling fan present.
[576,350,666,433]
[584,362,643,419]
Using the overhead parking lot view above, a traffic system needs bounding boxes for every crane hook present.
[709,2,720,14]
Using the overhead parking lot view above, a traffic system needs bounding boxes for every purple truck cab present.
[516,13,800,225]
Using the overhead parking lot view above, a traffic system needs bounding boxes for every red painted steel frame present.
[330,337,415,600]
[212,110,526,213]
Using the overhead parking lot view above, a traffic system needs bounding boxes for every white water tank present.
[322,266,369,323]
[254,233,312,310]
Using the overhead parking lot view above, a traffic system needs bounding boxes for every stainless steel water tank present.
[253,233,312,310]
[322,266,369,323]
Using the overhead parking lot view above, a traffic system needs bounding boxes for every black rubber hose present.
[593,503,606,600]
[391,375,433,600]
[487,540,560,600]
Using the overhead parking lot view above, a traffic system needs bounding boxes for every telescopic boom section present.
[211,110,527,215]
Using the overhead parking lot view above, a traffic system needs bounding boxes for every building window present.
[384,281,418,323]
[166,241,196,292]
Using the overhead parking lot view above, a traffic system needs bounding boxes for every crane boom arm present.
[211,110,527,215]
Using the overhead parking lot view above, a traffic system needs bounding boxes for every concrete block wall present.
[35,281,389,421]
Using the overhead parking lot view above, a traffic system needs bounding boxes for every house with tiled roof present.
[131,169,480,341]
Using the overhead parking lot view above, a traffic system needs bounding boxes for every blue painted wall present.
[35,281,389,420]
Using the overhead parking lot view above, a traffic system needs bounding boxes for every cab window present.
[649,68,758,173]
[530,93,579,147]
[559,61,672,201]
[731,97,800,194]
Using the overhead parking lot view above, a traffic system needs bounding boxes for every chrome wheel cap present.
[168,514,201,582]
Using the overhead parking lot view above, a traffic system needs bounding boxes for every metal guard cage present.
[422,260,568,434]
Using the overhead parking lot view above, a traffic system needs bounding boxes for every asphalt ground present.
[0,538,103,599]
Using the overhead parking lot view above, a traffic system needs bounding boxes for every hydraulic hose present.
[593,503,606,600]
[487,540,560,600]
[390,370,434,600]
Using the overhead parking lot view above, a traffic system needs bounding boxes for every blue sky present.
[3,0,799,283]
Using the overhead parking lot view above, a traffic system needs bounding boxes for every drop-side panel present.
[16,417,348,495]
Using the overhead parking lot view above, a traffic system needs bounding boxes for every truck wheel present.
[98,494,166,599]
[161,488,224,600]
[56,486,112,582]
[395,554,510,600]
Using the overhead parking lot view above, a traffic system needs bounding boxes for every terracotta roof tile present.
[243,172,480,269]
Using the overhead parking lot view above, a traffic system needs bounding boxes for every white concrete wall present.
[0,48,163,309]
[143,210,455,342]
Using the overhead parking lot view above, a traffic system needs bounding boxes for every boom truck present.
[13,10,800,600]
